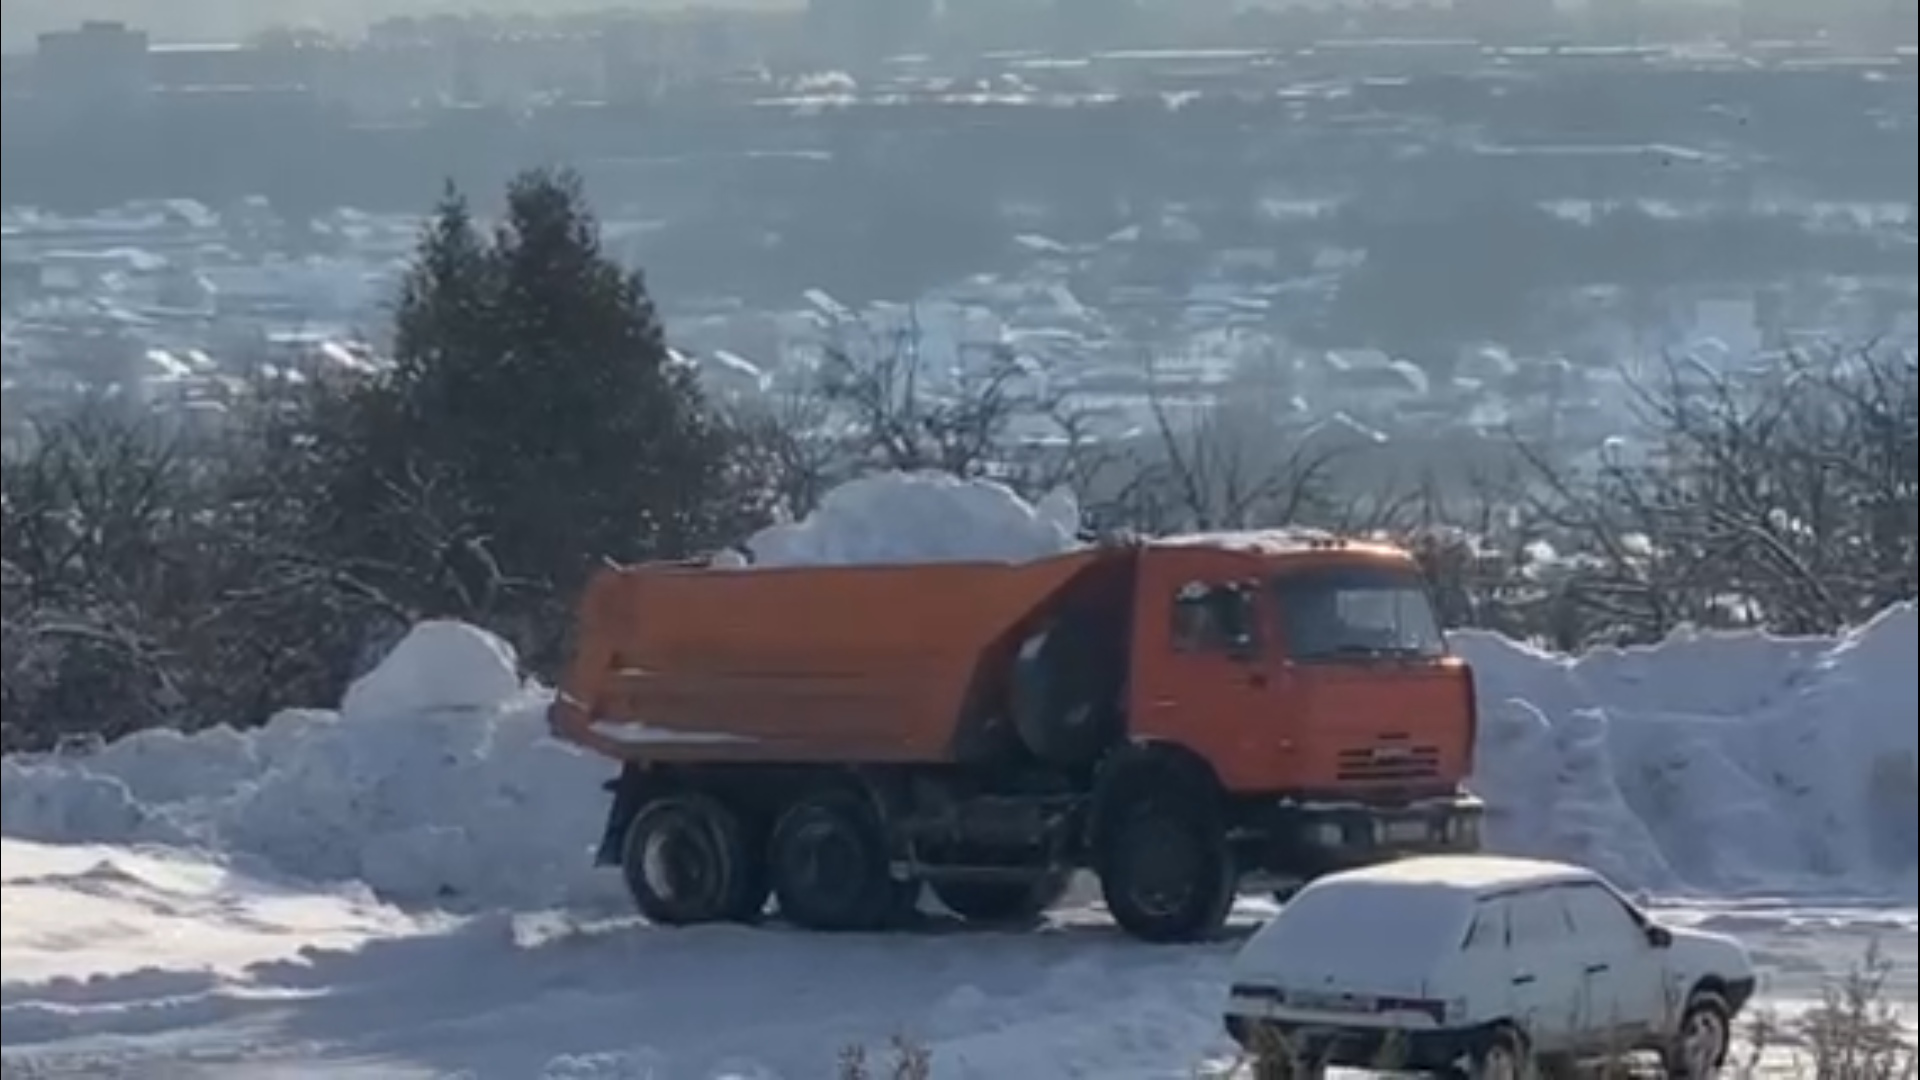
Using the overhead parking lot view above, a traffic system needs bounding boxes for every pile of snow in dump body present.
[731,470,1084,567]
[2,470,1916,911]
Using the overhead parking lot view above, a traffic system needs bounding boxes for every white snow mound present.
[3,621,623,912]
[1459,602,1917,898]
[1,472,1914,911]
[739,470,1082,567]
[340,618,524,721]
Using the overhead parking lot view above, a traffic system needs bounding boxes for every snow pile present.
[739,471,1083,567]
[2,621,623,912]
[1458,602,1918,898]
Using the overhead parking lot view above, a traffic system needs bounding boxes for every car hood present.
[1666,925,1755,984]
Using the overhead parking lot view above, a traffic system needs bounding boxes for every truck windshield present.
[1271,566,1446,661]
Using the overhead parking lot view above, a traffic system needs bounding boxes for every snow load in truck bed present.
[733,471,1084,567]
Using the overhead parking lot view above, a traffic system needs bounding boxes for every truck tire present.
[1097,793,1237,943]
[1011,619,1120,767]
[931,872,1071,925]
[621,793,766,926]
[769,790,903,933]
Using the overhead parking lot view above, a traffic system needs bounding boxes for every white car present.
[1222,855,1756,1079]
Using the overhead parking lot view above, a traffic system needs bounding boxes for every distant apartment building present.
[1587,0,1645,44]
[1450,0,1559,42]
[33,19,148,113]
[806,0,936,59]
[2,53,31,100]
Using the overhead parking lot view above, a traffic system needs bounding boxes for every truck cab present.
[1122,534,1483,891]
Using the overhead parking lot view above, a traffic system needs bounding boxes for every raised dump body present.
[549,532,1485,944]
[555,549,1114,764]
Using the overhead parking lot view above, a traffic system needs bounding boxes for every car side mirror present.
[1646,924,1673,949]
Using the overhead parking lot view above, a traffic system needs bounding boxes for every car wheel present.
[1466,1024,1537,1080]
[1663,991,1732,1078]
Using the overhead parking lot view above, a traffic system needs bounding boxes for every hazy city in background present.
[4,0,1914,493]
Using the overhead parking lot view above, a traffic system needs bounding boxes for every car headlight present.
[1311,822,1344,846]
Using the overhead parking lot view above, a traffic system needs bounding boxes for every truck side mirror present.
[1646,924,1673,949]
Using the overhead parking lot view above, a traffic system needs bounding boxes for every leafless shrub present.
[1494,344,1916,647]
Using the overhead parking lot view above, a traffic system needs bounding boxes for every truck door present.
[1142,577,1285,791]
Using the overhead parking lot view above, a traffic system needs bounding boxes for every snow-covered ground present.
[3,473,1916,1078]
[1,839,1912,1079]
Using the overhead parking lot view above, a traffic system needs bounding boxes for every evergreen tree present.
[312,168,760,651]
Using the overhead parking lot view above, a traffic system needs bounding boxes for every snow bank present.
[739,470,1083,567]
[1,472,1915,911]
[3,621,624,912]
[1459,602,1918,898]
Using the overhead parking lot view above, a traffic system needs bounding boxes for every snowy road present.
[2,840,1913,1080]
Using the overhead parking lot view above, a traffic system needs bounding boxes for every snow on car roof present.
[1311,854,1601,897]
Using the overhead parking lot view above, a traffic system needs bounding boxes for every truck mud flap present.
[594,767,644,866]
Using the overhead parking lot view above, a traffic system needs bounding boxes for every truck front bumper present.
[1237,791,1485,884]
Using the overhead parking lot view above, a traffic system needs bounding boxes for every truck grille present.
[1336,743,1441,781]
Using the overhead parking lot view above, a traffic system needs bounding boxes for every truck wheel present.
[769,790,901,933]
[621,793,763,926]
[931,872,1071,925]
[1097,795,1236,943]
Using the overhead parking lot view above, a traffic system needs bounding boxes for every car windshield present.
[1271,566,1446,661]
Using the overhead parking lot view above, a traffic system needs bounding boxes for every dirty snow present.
[2,472,1916,1077]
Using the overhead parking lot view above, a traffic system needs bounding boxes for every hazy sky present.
[0,0,1750,51]
[3,0,799,50]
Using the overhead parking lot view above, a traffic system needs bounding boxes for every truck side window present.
[1171,583,1256,656]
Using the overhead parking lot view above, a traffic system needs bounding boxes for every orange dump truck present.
[548,532,1483,942]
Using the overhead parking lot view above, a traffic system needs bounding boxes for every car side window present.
[1463,899,1508,951]
[1506,889,1574,948]
[1562,884,1646,946]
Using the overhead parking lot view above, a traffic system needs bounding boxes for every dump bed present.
[553,549,1115,764]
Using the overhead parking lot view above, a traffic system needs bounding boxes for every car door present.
[1451,897,1517,1026]
[1560,882,1672,1048]
[1502,888,1588,1054]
